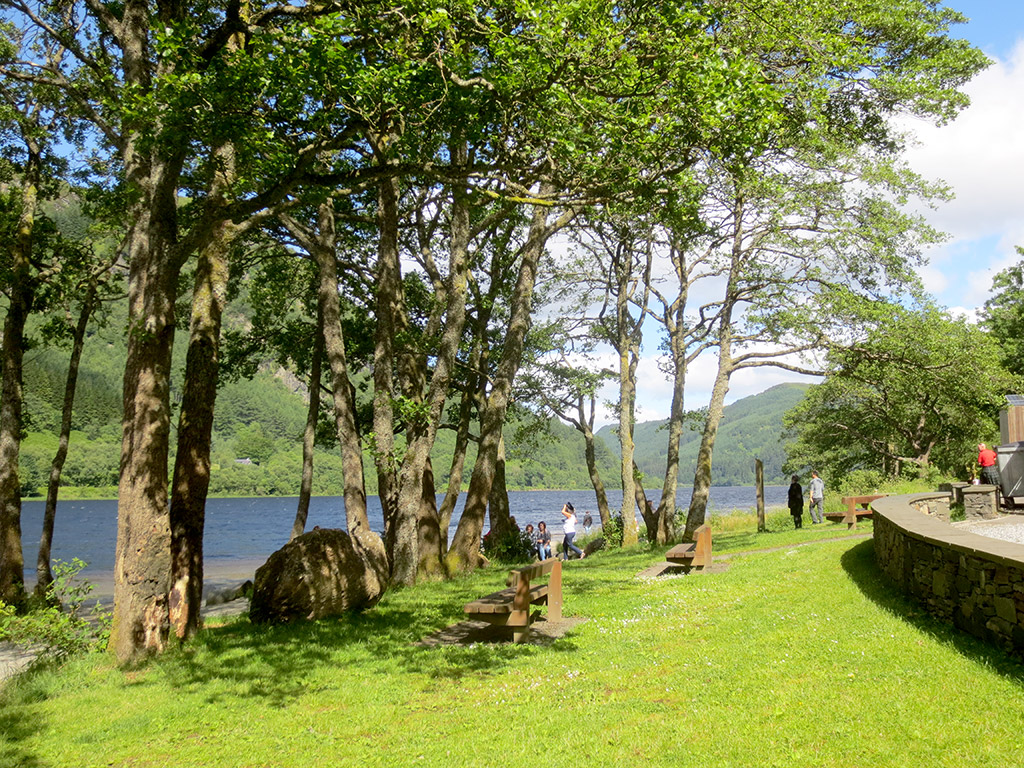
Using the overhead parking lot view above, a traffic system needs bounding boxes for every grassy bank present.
[4,513,1023,767]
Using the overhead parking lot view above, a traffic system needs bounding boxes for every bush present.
[481,528,535,564]
[950,502,966,522]
[603,515,624,547]
[0,558,110,660]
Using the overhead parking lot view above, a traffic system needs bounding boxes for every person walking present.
[561,502,585,559]
[788,475,805,529]
[808,470,825,524]
[582,511,593,535]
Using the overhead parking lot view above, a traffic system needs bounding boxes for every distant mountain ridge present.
[596,383,810,486]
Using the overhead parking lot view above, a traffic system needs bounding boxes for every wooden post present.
[755,459,766,533]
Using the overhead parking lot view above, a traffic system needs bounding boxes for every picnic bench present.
[664,523,713,570]
[463,558,563,642]
[827,494,887,529]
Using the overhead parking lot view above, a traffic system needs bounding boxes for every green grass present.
[4,518,1024,767]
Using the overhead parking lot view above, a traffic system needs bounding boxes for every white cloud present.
[906,40,1024,308]
[905,41,1024,242]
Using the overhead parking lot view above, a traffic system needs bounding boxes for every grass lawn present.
[4,513,1024,767]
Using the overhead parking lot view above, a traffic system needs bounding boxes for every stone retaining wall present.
[873,493,1024,656]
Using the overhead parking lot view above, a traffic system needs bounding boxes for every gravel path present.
[958,516,1024,544]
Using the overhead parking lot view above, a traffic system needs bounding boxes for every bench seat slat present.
[464,584,549,615]
[665,542,696,563]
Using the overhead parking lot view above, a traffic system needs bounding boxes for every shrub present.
[950,502,966,522]
[0,558,110,660]
[481,528,535,564]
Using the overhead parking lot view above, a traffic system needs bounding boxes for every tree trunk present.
[312,204,371,534]
[395,156,471,583]
[615,241,642,547]
[291,310,324,542]
[488,432,512,536]
[755,459,765,533]
[35,282,99,600]
[168,219,233,641]
[112,214,180,662]
[634,462,658,542]
[684,298,737,540]
[435,386,474,554]
[415,457,445,578]
[656,318,688,544]
[578,394,612,529]
[0,151,39,606]
[372,174,404,570]
[684,205,742,542]
[447,195,567,572]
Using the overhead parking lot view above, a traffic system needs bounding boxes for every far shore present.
[23,484,789,504]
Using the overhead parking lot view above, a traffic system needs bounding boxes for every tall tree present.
[784,304,1017,481]
[0,1,384,660]
[0,22,88,602]
[983,248,1024,377]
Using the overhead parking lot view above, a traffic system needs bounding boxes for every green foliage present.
[480,528,534,564]
[950,502,966,522]
[785,304,1018,487]
[602,514,624,547]
[0,559,109,660]
[983,248,1024,377]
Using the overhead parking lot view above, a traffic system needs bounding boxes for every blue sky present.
[614,1,1024,426]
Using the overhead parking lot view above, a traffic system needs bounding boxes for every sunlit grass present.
[3,519,1023,767]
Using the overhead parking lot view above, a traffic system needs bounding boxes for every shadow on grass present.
[841,539,1024,683]
[0,659,61,768]
[155,576,585,707]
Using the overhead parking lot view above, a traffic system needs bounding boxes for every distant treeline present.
[20,324,804,497]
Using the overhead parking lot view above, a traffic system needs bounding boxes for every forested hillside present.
[597,383,809,486]
[17,323,622,496]
[19,326,806,496]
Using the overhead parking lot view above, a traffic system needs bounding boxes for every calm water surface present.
[19,486,788,593]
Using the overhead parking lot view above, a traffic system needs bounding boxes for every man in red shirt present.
[978,443,999,486]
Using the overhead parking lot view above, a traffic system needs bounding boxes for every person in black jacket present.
[788,475,805,529]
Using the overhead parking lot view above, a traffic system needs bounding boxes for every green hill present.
[597,383,810,486]
[16,319,622,495]
[16,305,803,494]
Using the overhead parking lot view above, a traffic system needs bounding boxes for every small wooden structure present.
[665,524,713,570]
[829,494,887,529]
[463,558,563,642]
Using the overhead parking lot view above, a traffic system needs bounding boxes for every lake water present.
[18,486,787,596]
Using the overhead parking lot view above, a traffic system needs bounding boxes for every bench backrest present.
[841,494,887,508]
[508,557,560,587]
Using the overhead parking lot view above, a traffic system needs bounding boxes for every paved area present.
[958,515,1024,544]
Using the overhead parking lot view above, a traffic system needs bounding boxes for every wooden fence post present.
[755,459,766,533]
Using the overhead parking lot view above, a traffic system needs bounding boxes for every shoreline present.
[22,484,791,504]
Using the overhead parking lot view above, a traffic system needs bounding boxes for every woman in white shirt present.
[561,502,585,559]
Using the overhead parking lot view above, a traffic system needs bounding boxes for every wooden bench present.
[665,524,713,570]
[828,494,887,529]
[463,558,563,642]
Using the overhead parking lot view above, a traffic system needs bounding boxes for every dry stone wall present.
[873,493,1024,656]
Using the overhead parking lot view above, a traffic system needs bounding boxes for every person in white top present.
[561,502,585,559]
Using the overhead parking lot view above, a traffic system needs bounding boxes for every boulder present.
[249,527,389,624]
[583,537,606,557]
[205,580,253,606]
